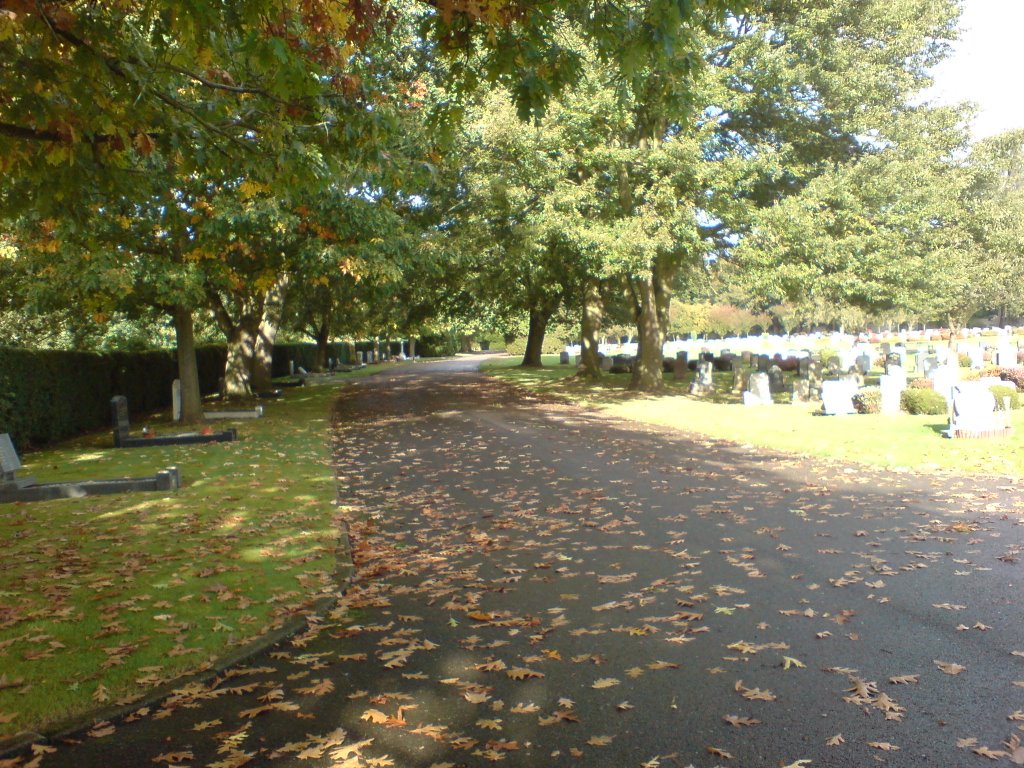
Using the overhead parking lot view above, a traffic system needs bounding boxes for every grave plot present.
[111,396,237,448]
[0,433,180,503]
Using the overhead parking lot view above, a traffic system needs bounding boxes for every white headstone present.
[821,379,858,415]
[172,379,182,422]
[931,364,958,406]
[879,373,905,414]
[745,372,773,406]
[997,344,1017,367]
[946,382,1005,437]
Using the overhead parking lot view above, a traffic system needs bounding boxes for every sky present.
[924,0,1024,141]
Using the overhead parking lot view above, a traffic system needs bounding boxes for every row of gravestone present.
[0,393,249,505]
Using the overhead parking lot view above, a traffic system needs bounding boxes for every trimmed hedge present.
[900,388,948,415]
[990,384,1021,411]
[0,346,227,450]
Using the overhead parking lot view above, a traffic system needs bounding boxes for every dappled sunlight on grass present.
[0,374,358,738]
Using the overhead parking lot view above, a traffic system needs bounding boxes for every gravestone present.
[741,350,752,366]
[944,382,1009,438]
[599,355,613,372]
[757,354,771,373]
[893,344,908,368]
[732,364,746,393]
[0,434,29,488]
[879,371,906,414]
[767,364,785,393]
[172,379,182,422]
[931,364,958,407]
[965,345,985,369]
[744,372,772,406]
[0,433,181,502]
[559,351,571,365]
[111,396,236,448]
[798,357,810,379]
[997,344,1017,367]
[825,356,842,375]
[855,352,872,376]
[610,354,633,374]
[791,379,811,404]
[672,356,689,381]
[880,342,891,355]
[821,379,858,415]
[676,350,689,367]
[689,361,715,396]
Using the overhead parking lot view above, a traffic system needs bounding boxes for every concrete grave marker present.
[821,379,858,415]
[743,372,772,406]
[944,382,1010,438]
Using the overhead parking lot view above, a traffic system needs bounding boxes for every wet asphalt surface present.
[6,357,1024,767]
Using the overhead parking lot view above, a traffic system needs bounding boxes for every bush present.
[900,388,948,415]
[990,384,1021,411]
[852,386,882,414]
[909,378,933,389]
[958,353,971,368]
[1000,367,1024,391]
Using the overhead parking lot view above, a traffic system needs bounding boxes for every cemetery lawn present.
[0,372,373,742]
[484,356,1024,478]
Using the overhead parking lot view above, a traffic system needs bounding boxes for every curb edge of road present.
[0,469,358,762]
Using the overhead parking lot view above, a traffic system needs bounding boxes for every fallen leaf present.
[868,741,900,751]
[592,678,620,689]
[934,660,966,676]
[825,734,845,746]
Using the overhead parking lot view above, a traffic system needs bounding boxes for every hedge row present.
[0,346,228,451]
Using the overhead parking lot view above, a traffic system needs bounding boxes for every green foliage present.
[990,384,1021,411]
[900,387,948,415]
[852,386,882,414]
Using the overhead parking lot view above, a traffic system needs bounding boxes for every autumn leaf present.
[735,680,777,701]
[825,734,845,746]
[592,678,620,689]
[587,735,613,746]
[505,667,543,680]
[974,746,1007,760]
[868,741,900,751]
[889,674,919,685]
[152,751,194,764]
[723,715,760,727]
[706,746,734,759]
[781,656,805,670]
[934,660,966,675]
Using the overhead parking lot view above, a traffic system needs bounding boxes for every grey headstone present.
[672,357,689,381]
[855,352,872,376]
[111,396,131,441]
[559,351,571,365]
[689,361,715,395]
[798,357,810,379]
[172,379,182,422]
[0,433,21,482]
[767,364,786,393]
[757,354,771,373]
[791,379,811,404]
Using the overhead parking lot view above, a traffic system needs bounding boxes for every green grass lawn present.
[484,355,1024,478]
[0,368,384,742]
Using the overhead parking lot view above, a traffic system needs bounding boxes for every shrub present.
[990,384,1021,410]
[958,353,971,368]
[901,388,948,415]
[1000,367,1024,392]
[852,386,882,414]
[909,378,933,389]
[962,365,1003,382]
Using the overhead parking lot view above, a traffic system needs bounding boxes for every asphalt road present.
[11,357,1024,767]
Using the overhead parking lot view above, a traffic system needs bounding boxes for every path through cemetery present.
[13,357,1024,767]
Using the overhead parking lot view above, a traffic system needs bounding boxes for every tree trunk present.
[522,308,551,367]
[173,306,203,423]
[224,319,258,397]
[252,275,290,391]
[580,280,603,380]
[313,319,331,371]
[629,273,665,392]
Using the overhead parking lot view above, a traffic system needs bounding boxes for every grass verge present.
[484,355,1024,478]
[0,369,378,741]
